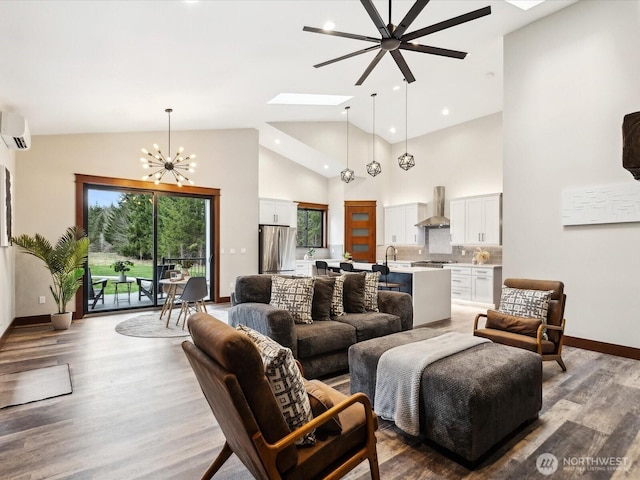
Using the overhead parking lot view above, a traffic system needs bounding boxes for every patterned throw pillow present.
[363,271,380,312]
[236,324,316,446]
[498,287,553,339]
[330,274,346,317]
[270,276,314,324]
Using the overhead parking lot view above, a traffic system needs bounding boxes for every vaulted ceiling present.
[0,0,576,175]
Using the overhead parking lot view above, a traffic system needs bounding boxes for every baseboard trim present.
[564,336,640,361]
[13,315,51,326]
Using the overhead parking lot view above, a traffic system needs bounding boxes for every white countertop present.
[326,261,450,274]
[444,263,502,268]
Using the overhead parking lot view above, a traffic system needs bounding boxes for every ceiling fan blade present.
[390,50,416,83]
[314,45,381,68]
[303,26,379,43]
[360,0,391,38]
[399,42,467,59]
[402,6,491,42]
[356,49,387,86]
[393,0,430,39]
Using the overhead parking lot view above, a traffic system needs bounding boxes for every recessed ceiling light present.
[442,108,449,116]
[504,0,546,11]
[268,93,352,106]
[392,85,401,91]
[324,165,329,169]
[323,21,335,30]
[390,127,396,134]
[274,139,281,145]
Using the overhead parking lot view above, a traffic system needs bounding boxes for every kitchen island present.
[326,261,451,326]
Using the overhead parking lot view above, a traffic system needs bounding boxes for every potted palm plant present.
[12,226,89,330]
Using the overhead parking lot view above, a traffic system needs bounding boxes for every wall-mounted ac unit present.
[0,111,31,150]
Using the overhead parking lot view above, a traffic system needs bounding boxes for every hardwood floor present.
[1,304,639,479]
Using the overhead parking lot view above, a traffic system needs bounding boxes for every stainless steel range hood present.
[416,186,450,228]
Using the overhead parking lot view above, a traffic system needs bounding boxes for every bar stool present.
[340,262,354,272]
[372,264,404,291]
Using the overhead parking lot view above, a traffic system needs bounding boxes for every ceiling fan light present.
[398,152,415,171]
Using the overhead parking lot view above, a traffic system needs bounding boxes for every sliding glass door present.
[84,187,210,314]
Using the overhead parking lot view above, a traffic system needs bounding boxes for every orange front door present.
[344,201,376,263]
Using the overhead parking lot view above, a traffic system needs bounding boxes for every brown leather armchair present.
[474,278,567,371]
[182,312,380,480]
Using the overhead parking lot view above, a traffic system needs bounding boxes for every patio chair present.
[135,263,175,301]
[88,270,108,310]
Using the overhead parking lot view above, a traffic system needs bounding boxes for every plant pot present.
[119,272,126,282]
[181,268,189,277]
[51,312,72,330]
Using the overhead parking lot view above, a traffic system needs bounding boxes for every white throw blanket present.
[374,332,491,436]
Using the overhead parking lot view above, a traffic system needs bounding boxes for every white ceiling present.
[0,0,576,170]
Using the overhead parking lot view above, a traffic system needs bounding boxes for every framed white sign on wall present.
[0,166,12,246]
[562,183,640,226]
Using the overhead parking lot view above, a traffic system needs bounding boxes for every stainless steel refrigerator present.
[258,225,297,274]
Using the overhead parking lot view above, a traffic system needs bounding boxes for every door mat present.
[0,364,72,409]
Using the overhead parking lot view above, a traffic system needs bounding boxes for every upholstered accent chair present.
[182,312,380,480]
[474,278,567,371]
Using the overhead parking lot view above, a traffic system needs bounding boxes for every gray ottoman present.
[349,329,542,464]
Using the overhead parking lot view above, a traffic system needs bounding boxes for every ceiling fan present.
[303,0,491,85]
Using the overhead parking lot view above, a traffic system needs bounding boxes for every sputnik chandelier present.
[140,108,196,187]
[366,93,382,177]
[341,106,355,183]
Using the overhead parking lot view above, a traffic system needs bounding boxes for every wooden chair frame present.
[474,313,567,371]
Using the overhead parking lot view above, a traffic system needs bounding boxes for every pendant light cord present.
[345,106,350,168]
[372,93,377,163]
[405,79,408,151]
[165,108,173,161]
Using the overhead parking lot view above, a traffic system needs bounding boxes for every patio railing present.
[161,257,207,277]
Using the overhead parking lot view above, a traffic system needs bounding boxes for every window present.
[296,202,327,248]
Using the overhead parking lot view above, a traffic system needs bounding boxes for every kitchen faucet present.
[384,245,397,266]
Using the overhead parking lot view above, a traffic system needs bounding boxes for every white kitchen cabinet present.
[444,265,503,306]
[384,203,427,245]
[445,265,471,301]
[465,194,501,245]
[259,198,298,226]
[295,261,314,277]
[449,193,502,246]
[449,199,466,245]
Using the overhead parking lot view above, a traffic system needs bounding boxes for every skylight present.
[268,93,352,106]
[504,0,546,11]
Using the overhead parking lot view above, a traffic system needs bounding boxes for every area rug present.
[115,312,191,338]
[0,364,72,409]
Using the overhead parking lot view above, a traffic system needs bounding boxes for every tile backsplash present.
[376,241,502,265]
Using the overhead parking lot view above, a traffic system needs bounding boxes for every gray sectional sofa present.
[229,274,413,379]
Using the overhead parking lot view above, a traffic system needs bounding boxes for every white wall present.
[389,112,503,214]
[0,119,15,336]
[14,128,258,316]
[274,116,502,249]
[258,146,329,203]
[504,1,640,347]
